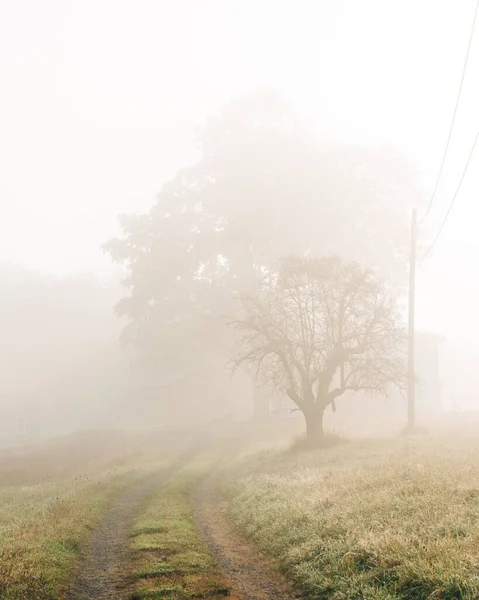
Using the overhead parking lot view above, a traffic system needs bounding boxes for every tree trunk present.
[304,407,325,446]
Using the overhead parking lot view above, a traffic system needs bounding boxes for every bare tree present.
[231,256,406,444]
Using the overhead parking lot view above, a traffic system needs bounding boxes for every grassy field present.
[130,457,230,600]
[226,434,479,600]
[0,433,169,600]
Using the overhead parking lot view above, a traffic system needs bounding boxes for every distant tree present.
[104,91,420,374]
[0,263,124,440]
[231,256,406,444]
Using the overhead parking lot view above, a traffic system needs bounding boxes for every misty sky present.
[1,0,479,342]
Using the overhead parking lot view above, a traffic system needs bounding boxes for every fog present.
[1,0,479,446]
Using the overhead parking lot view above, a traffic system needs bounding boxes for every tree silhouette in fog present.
[104,92,419,373]
[231,256,406,443]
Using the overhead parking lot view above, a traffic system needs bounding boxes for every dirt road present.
[68,450,199,600]
[69,442,295,600]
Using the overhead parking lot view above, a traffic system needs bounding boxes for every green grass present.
[225,435,479,600]
[130,460,230,600]
[0,440,169,600]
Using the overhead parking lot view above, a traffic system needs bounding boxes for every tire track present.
[193,467,296,600]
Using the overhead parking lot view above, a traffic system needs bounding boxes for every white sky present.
[1,0,479,342]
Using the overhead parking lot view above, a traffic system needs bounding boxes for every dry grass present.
[0,433,170,600]
[130,458,230,600]
[226,434,479,599]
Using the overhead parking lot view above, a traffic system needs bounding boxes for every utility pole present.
[407,208,417,431]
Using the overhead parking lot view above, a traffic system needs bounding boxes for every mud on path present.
[68,449,200,600]
[194,472,297,600]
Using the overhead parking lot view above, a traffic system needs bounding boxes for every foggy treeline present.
[0,265,123,443]
[0,93,476,447]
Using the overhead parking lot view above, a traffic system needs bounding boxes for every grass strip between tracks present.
[130,457,230,600]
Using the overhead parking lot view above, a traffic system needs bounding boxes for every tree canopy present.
[104,92,420,372]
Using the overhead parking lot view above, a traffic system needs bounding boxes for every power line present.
[422,131,479,259]
[421,0,479,224]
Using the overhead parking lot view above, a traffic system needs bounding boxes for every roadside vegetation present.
[130,458,230,600]
[226,435,479,600]
[0,435,169,600]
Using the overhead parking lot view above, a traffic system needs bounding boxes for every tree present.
[231,256,406,444]
[104,91,420,374]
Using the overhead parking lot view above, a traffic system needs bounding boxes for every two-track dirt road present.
[69,445,295,600]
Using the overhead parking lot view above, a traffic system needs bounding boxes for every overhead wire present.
[421,0,479,224]
[421,131,479,259]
